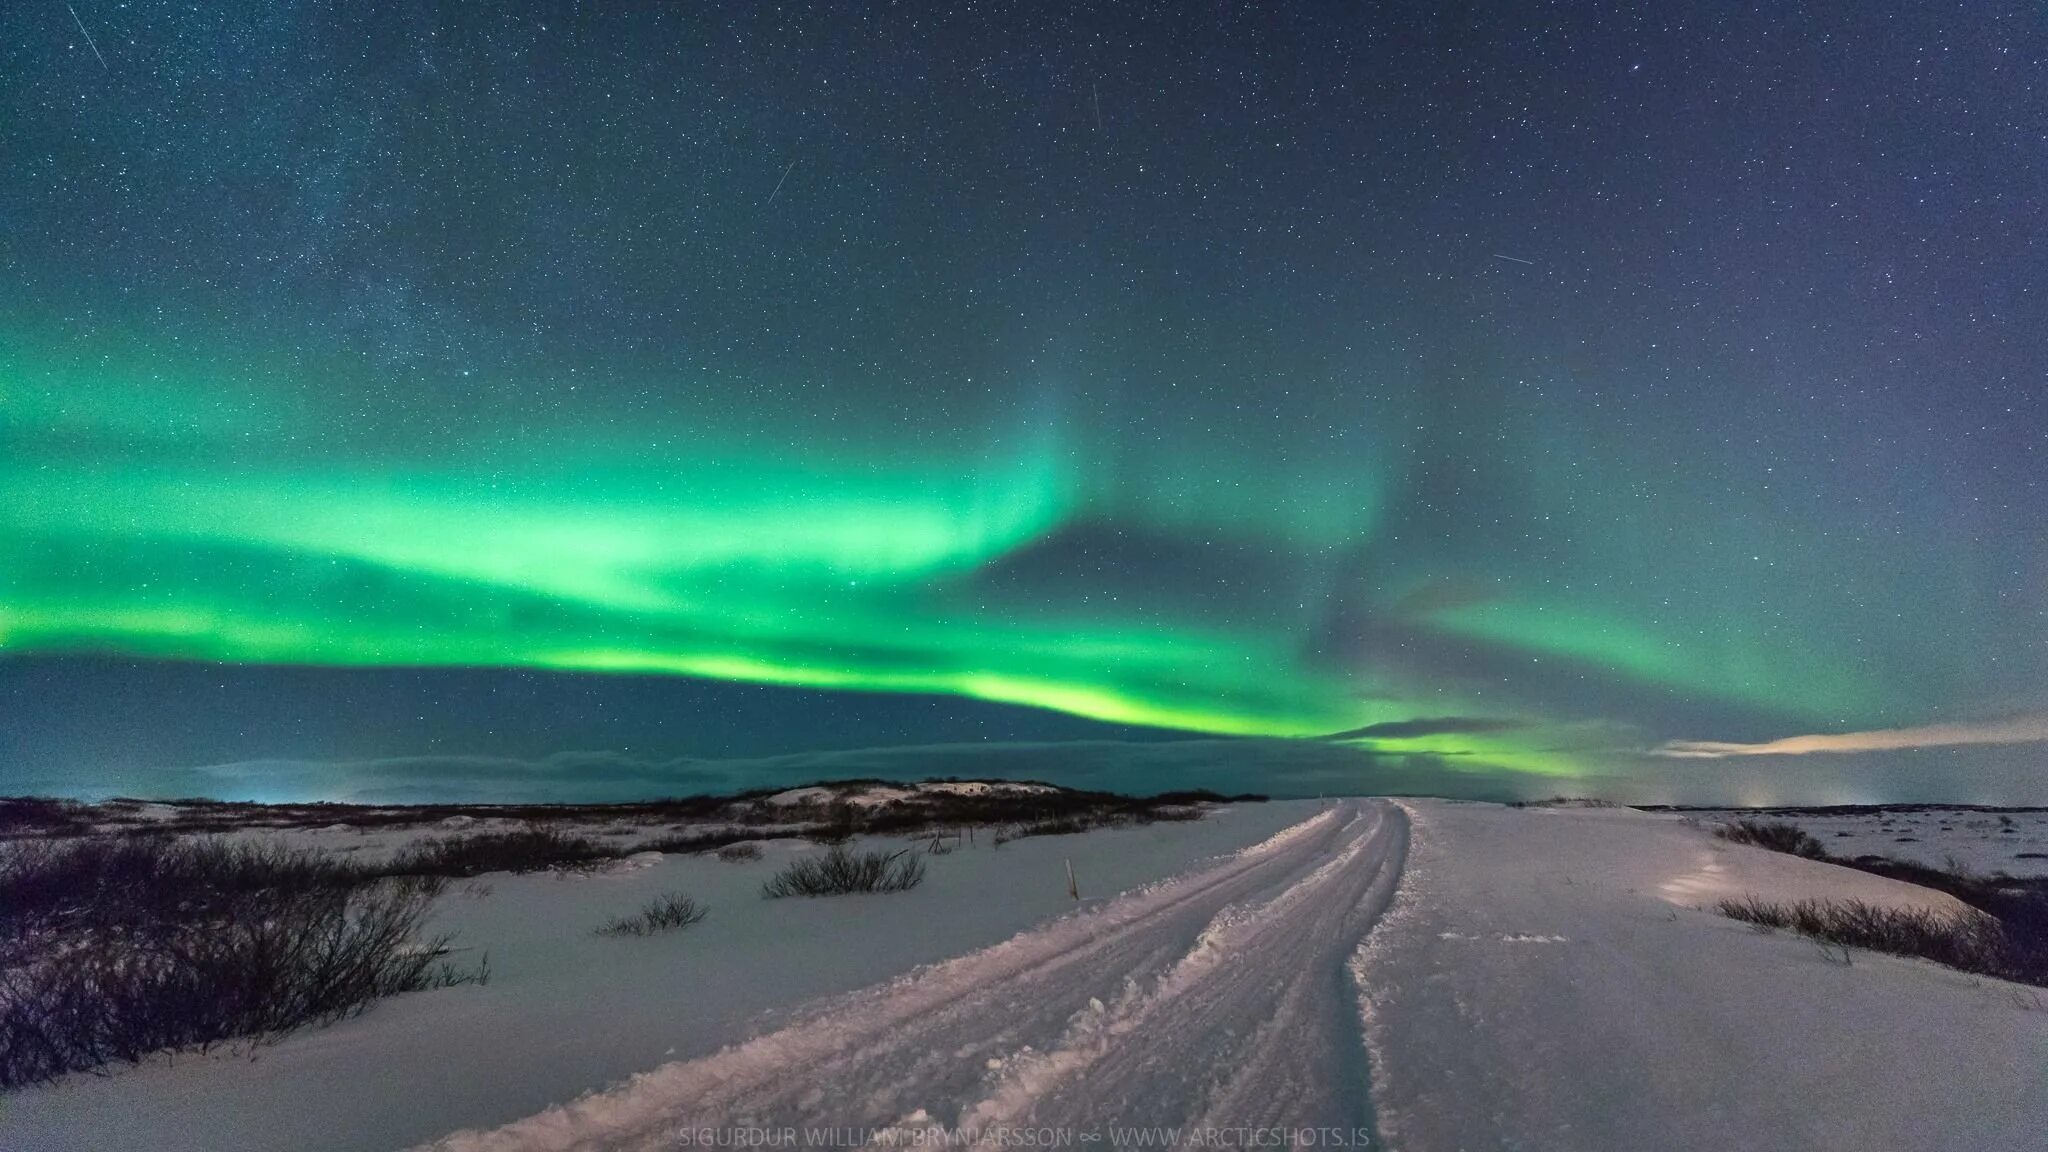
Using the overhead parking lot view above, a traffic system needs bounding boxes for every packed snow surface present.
[1357,800,2048,1152]
[421,801,1404,1152]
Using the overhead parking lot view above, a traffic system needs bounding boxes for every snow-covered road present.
[422,801,1406,1152]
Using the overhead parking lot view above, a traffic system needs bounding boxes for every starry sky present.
[3,1,2044,802]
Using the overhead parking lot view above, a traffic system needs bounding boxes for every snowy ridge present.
[417,802,1403,1152]
[762,781,1061,809]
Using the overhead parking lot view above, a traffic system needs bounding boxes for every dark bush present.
[715,842,762,862]
[1718,895,2046,987]
[638,828,778,855]
[1149,790,1268,805]
[762,845,926,898]
[1715,819,1828,859]
[803,805,860,845]
[993,815,1096,844]
[0,798,95,837]
[384,827,612,877]
[0,837,372,950]
[596,893,708,937]
[0,837,477,1088]
[992,810,1157,844]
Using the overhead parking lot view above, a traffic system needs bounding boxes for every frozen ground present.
[1360,801,2048,1152]
[9,799,2048,1151]
[4,800,1312,1152]
[1683,806,2048,877]
[424,801,1403,1152]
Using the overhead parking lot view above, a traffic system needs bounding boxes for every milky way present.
[3,2,2043,796]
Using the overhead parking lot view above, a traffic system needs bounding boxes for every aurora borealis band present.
[3,2,2045,799]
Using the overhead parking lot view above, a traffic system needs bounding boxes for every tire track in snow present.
[421,801,1406,1152]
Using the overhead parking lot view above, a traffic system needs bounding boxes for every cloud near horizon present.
[1653,714,2048,759]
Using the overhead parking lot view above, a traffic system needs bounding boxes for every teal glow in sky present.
[2,1,2043,796]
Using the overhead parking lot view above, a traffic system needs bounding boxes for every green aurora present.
[0,322,1949,777]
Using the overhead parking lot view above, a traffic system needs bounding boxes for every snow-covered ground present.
[423,801,1403,1152]
[1684,806,2048,877]
[10,799,2048,1151]
[1360,801,2048,1152]
[3,800,1312,1152]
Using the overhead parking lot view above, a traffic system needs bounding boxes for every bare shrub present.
[0,798,95,837]
[596,893,708,937]
[0,869,474,1088]
[715,842,762,862]
[0,837,371,952]
[1715,820,1828,859]
[993,813,1130,845]
[761,845,926,898]
[385,826,612,877]
[640,828,777,856]
[1718,895,2047,987]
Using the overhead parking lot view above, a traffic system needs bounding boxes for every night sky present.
[3,2,2044,802]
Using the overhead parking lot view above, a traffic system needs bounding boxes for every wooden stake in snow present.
[1065,858,1079,900]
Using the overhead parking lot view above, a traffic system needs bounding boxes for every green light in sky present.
[0,322,1907,775]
